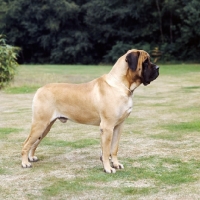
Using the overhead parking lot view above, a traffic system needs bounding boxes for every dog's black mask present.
[142,59,159,86]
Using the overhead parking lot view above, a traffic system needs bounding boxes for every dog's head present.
[125,50,159,86]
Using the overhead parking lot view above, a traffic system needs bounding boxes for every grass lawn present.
[0,63,200,199]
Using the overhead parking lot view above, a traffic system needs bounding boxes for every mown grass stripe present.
[43,138,99,149]
[0,127,23,139]
[4,85,39,94]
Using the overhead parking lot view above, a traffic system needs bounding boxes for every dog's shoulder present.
[95,75,111,95]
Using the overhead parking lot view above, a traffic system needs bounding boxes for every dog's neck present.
[110,75,133,95]
[107,56,141,95]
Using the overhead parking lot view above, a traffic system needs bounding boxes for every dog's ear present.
[125,52,140,71]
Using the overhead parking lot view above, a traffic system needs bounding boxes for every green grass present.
[125,157,199,185]
[3,64,111,94]
[21,64,111,75]
[4,85,39,94]
[159,64,200,75]
[42,156,199,198]
[43,138,99,148]
[163,121,200,133]
[181,86,200,93]
[182,86,200,90]
[0,127,22,139]
[43,178,95,197]
[152,121,200,141]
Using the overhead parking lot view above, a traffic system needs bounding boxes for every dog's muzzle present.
[155,65,159,70]
[143,65,159,86]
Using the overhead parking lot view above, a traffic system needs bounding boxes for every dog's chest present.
[125,96,133,114]
[117,96,133,122]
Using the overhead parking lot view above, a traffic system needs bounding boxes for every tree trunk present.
[155,0,164,43]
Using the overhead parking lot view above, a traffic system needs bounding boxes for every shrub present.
[0,35,20,89]
[103,41,133,63]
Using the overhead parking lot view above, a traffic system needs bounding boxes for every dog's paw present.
[104,167,116,173]
[21,161,32,168]
[28,156,38,162]
[112,162,124,169]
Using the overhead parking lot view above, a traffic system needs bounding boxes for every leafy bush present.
[103,41,133,63]
[0,35,20,89]
[104,41,152,63]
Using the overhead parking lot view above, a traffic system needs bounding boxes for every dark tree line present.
[0,0,200,64]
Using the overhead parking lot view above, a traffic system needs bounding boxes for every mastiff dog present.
[21,49,159,173]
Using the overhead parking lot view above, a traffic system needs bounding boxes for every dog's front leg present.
[111,122,124,169]
[100,124,116,173]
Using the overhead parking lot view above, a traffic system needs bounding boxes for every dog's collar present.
[112,75,133,95]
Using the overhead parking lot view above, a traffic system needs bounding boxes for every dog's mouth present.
[143,81,150,86]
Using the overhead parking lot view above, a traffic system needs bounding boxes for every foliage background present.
[0,35,20,88]
[0,0,200,64]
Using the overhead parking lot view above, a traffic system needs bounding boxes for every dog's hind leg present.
[28,119,56,163]
[110,122,124,169]
[21,120,54,168]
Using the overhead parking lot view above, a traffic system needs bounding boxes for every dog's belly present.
[55,105,101,126]
[68,112,101,126]
[40,83,101,125]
